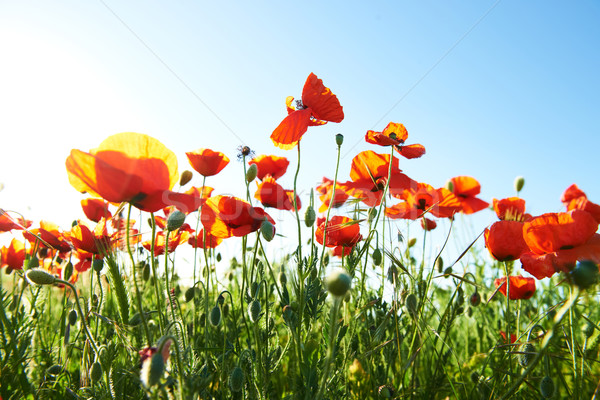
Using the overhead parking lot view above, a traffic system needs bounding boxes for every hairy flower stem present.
[126,204,152,345]
[319,139,342,275]
[503,261,512,384]
[192,175,207,339]
[149,213,165,333]
[315,296,342,400]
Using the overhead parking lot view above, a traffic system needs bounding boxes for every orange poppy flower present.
[66,132,202,213]
[421,217,437,231]
[271,73,344,150]
[81,198,112,223]
[494,275,536,300]
[315,216,362,249]
[201,195,275,238]
[331,243,358,258]
[67,219,112,256]
[187,229,223,249]
[0,238,26,270]
[186,148,230,177]
[316,177,349,213]
[339,150,415,207]
[254,175,300,211]
[365,122,426,159]
[484,220,529,261]
[24,221,72,254]
[142,229,190,257]
[0,209,32,232]
[493,198,529,222]
[448,176,489,214]
[386,183,461,220]
[248,155,290,181]
[561,184,600,223]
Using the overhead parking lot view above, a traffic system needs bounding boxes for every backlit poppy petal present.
[301,73,344,122]
[494,276,536,300]
[449,176,489,215]
[520,252,557,279]
[186,149,230,177]
[484,220,529,261]
[523,210,598,254]
[271,108,312,150]
[254,175,298,211]
[248,155,290,181]
[315,216,362,248]
[397,144,426,159]
[81,198,112,223]
[202,195,275,238]
[493,198,527,221]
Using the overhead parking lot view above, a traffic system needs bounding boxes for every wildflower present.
[254,175,300,211]
[187,229,223,249]
[316,216,362,249]
[316,177,349,213]
[493,197,529,221]
[186,148,230,177]
[201,195,275,238]
[339,150,415,207]
[447,176,489,214]
[248,155,290,180]
[81,198,112,223]
[66,132,201,213]
[142,229,190,257]
[0,238,26,270]
[0,209,31,232]
[386,183,461,220]
[499,331,518,344]
[420,217,437,231]
[271,73,344,150]
[24,221,72,254]
[494,275,536,300]
[561,184,600,223]
[67,219,112,256]
[484,220,529,261]
[365,122,426,159]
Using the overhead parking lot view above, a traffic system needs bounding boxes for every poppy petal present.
[270,108,312,150]
[301,73,344,122]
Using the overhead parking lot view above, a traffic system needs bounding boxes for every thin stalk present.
[319,140,343,274]
[149,213,165,332]
[315,296,342,400]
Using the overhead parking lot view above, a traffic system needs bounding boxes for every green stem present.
[319,140,343,275]
[315,296,342,400]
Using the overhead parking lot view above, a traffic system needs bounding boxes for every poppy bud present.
[278,271,287,286]
[179,170,193,186]
[469,291,481,307]
[435,257,444,273]
[63,261,74,282]
[539,375,555,398]
[405,293,418,316]
[378,385,395,398]
[246,163,258,182]
[217,294,225,306]
[514,176,525,193]
[184,287,195,302]
[368,207,378,224]
[27,256,39,270]
[260,220,275,242]
[46,364,62,376]
[248,300,261,323]
[141,352,164,388]
[304,206,316,227]
[93,259,104,273]
[216,253,222,262]
[209,305,222,327]
[26,269,56,286]
[325,269,352,297]
[142,262,151,281]
[408,238,417,248]
[372,248,382,266]
[68,309,78,326]
[519,343,536,367]
[251,281,259,298]
[335,133,344,146]
[446,180,454,193]
[167,210,186,231]
[229,366,245,392]
[583,322,595,338]
[570,260,599,289]
[90,361,103,384]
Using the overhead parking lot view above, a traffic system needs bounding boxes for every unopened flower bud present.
[278,271,287,286]
[46,364,62,376]
[179,170,193,186]
[27,256,39,270]
[519,343,536,367]
[335,133,344,146]
[260,220,275,242]
[304,206,316,227]
[63,261,74,282]
[141,352,164,388]
[209,305,222,327]
[446,180,454,193]
[325,269,352,297]
[26,269,56,286]
[229,366,245,392]
[408,237,417,248]
[539,375,555,398]
[90,361,103,384]
[93,258,104,273]
[246,163,258,182]
[68,309,78,326]
[372,248,383,266]
[435,257,444,273]
[167,210,186,231]
[405,293,418,316]
[469,291,481,307]
[248,300,261,322]
[514,176,525,193]
[570,260,599,289]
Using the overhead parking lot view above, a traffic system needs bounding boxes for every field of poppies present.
[1,73,600,399]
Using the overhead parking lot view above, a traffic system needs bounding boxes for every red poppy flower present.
[484,220,529,261]
[499,331,518,344]
[187,229,223,249]
[81,198,112,223]
[248,155,290,181]
[67,220,112,256]
[271,73,344,150]
[561,184,600,223]
[201,195,275,238]
[142,229,190,257]
[494,276,536,300]
[331,244,358,258]
[386,183,461,220]
[365,122,426,159]
[493,198,529,222]
[421,218,437,231]
[316,216,362,249]
[448,176,489,214]
[186,148,230,177]
[254,175,300,211]
[66,132,202,213]
[24,221,72,254]
[339,151,415,207]
[0,209,32,232]
[316,177,349,213]
[0,238,26,270]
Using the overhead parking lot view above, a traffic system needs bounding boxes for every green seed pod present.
[246,163,258,182]
[519,343,536,367]
[469,291,481,307]
[26,269,56,286]
[514,176,525,193]
[539,375,555,398]
[372,248,383,266]
[63,261,74,282]
[335,133,344,146]
[167,210,186,232]
[179,170,193,186]
[68,309,78,326]
[407,237,417,248]
[570,260,599,289]
[209,305,222,327]
[46,364,62,376]
[90,361,103,384]
[229,366,245,392]
[304,205,316,227]
[435,257,444,273]
[405,293,418,316]
[92,258,104,273]
[216,252,222,262]
[260,220,275,242]
[27,256,40,270]
[142,262,150,281]
[325,269,352,297]
[141,352,165,388]
[248,300,261,323]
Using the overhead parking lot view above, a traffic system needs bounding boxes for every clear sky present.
[1,1,599,267]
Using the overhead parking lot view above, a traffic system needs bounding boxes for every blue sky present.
[1,1,599,267]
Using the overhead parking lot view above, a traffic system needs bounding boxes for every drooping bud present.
[519,343,536,367]
[248,300,261,322]
[446,180,454,193]
[372,248,383,266]
[209,305,222,327]
[325,269,352,297]
[63,261,74,282]
[92,259,104,273]
[304,206,316,227]
[179,170,193,186]
[229,366,245,392]
[260,220,275,242]
[26,269,56,286]
[569,260,599,289]
[46,364,62,376]
[141,352,165,388]
[90,361,103,384]
[68,309,78,326]
[166,210,186,232]
[405,293,418,316]
[408,238,417,248]
[435,257,444,273]
[539,375,555,398]
[514,176,525,193]
[469,291,481,307]
[335,133,344,146]
[246,163,258,182]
